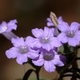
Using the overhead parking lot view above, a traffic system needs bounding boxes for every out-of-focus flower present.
[46,17,64,36]
[30,27,62,51]
[5,37,39,65]
[47,16,63,27]
[0,19,17,33]
[32,49,64,72]
[58,22,80,46]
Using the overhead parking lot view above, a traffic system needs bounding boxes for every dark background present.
[0,0,80,80]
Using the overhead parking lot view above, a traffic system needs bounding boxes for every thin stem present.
[24,59,41,80]
[35,65,41,80]
[35,71,40,80]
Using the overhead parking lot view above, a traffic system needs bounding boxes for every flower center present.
[1,26,7,32]
[43,53,54,61]
[19,46,29,54]
[66,31,75,38]
[40,37,49,44]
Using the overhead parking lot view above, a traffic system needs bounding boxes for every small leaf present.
[58,46,64,54]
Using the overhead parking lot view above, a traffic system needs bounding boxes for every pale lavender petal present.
[54,28,59,36]
[25,36,42,48]
[58,16,63,24]
[44,61,56,72]
[50,37,62,47]
[47,18,51,22]
[44,27,54,37]
[68,38,79,46]
[51,55,59,65]
[53,55,64,66]
[47,22,54,26]
[16,54,28,65]
[7,19,17,32]
[42,44,53,51]
[32,54,44,66]
[25,36,38,47]
[25,36,34,46]
[5,47,18,59]
[32,28,43,38]
[0,22,7,33]
[31,39,42,48]
[27,49,39,59]
[11,37,24,47]
[58,22,69,32]
[75,31,80,41]
[47,18,54,26]
[70,22,80,32]
[58,33,68,43]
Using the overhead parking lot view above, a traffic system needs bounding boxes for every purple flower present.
[58,22,80,46]
[47,16,63,27]
[30,27,62,51]
[46,17,64,36]
[0,19,17,33]
[32,50,64,72]
[5,37,39,65]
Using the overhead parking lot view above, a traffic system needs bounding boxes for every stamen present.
[19,46,29,54]
[66,31,75,38]
[40,37,49,44]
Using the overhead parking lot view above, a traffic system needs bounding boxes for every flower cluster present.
[1,12,80,73]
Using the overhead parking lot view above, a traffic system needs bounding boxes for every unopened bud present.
[50,12,58,28]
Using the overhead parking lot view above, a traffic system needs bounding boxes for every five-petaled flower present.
[5,37,39,65]
[58,22,80,46]
[32,49,64,72]
[0,19,17,33]
[29,27,62,51]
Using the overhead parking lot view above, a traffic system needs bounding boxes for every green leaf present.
[58,46,64,54]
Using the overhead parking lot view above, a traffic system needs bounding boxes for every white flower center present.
[19,46,29,54]
[1,26,7,32]
[43,53,54,61]
[66,31,75,38]
[40,37,49,44]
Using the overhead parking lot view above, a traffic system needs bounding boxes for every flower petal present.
[58,16,64,24]
[32,28,43,38]
[29,38,42,48]
[70,22,80,32]
[5,47,18,59]
[75,31,80,41]
[0,22,7,33]
[46,18,54,26]
[32,54,44,66]
[58,33,68,43]
[58,22,69,32]
[50,37,62,47]
[44,61,56,72]
[11,37,24,47]
[16,54,28,65]
[27,49,39,59]
[44,27,54,37]
[53,55,64,66]
[7,19,17,32]
[68,38,79,46]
